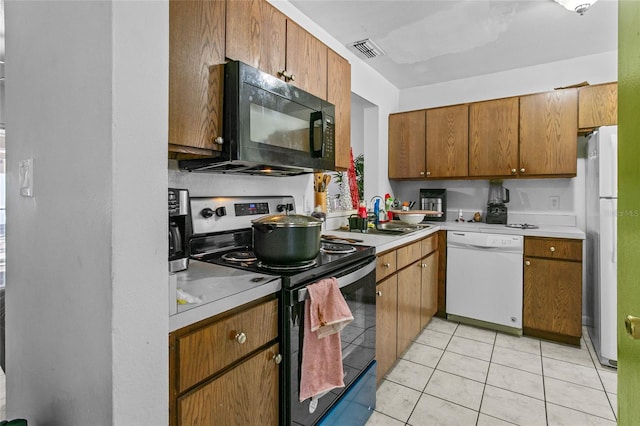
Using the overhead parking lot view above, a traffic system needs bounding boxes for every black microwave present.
[179,60,335,176]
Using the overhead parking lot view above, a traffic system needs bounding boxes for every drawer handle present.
[525,260,531,266]
[383,263,391,268]
[272,353,283,364]
[549,246,556,253]
[234,332,247,345]
[376,290,383,297]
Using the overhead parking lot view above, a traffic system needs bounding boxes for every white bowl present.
[398,213,425,225]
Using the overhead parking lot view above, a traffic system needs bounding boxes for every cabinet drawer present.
[177,299,278,393]
[421,233,438,257]
[178,343,280,426]
[524,237,582,261]
[376,251,397,281]
[397,241,422,269]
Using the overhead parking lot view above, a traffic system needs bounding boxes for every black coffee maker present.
[169,188,191,272]
[486,181,509,224]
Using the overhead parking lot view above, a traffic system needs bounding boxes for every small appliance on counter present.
[419,189,446,221]
[485,181,509,224]
[168,188,191,272]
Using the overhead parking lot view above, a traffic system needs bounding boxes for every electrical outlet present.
[549,196,560,210]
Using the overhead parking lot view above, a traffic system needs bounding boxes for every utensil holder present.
[314,191,327,213]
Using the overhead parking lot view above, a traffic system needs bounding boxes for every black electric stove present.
[190,229,375,289]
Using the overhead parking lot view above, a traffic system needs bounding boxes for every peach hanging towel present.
[299,277,354,402]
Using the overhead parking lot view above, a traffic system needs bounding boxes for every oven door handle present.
[297,259,376,303]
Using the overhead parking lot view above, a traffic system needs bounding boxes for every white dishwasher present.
[446,231,524,332]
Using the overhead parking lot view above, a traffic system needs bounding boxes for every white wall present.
[5,1,168,424]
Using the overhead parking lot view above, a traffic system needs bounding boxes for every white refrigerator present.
[586,125,617,368]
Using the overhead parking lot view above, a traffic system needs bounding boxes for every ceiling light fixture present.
[554,0,598,15]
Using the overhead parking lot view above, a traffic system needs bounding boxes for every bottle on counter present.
[457,209,464,222]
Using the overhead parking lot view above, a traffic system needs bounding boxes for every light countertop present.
[169,260,281,332]
[325,220,585,254]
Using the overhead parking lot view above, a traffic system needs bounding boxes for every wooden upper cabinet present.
[469,97,519,177]
[578,82,618,130]
[225,0,286,78]
[328,49,352,171]
[520,89,578,177]
[388,111,426,179]
[169,0,226,153]
[426,104,469,178]
[285,20,328,100]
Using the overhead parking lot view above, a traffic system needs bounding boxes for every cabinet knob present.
[520,168,526,173]
[426,171,431,176]
[511,168,517,174]
[419,171,425,176]
[279,70,295,82]
[272,353,283,364]
[549,246,556,253]
[525,260,531,266]
[383,263,391,268]
[421,263,427,268]
[213,136,224,145]
[376,290,383,297]
[625,315,640,339]
[234,332,247,345]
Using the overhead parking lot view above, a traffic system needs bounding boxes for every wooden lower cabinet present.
[396,261,422,355]
[170,297,280,426]
[375,233,439,383]
[523,237,583,345]
[178,343,280,426]
[420,251,438,329]
[376,275,398,383]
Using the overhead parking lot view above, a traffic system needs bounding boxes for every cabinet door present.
[420,251,439,329]
[285,20,327,100]
[397,261,422,356]
[376,275,398,383]
[426,104,469,178]
[469,97,519,177]
[178,343,280,426]
[328,49,352,171]
[225,0,287,78]
[578,82,618,130]
[388,111,426,179]
[169,0,225,152]
[523,258,582,341]
[520,89,578,177]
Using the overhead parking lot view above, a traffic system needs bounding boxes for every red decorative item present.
[347,149,360,208]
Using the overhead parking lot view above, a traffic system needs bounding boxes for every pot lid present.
[252,213,322,227]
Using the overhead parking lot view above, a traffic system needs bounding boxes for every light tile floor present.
[367,318,617,426]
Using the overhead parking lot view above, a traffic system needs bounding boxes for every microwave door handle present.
[309,111,324,158]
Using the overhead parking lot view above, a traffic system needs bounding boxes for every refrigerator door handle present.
[610,134,618,197]
[612,199,617,264]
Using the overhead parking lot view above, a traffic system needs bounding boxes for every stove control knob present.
[215,206,227,217]
[201,208,215,218]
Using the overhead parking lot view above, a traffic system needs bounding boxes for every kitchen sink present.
[366,222,433,235]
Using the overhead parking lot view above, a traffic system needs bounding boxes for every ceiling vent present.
[350,38,385,59]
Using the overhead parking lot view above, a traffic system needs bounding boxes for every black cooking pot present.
[252,213,323,265]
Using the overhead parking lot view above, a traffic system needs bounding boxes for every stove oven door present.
[282,257,376,426]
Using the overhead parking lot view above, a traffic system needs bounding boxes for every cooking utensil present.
[252,213,322,264]
[322,234,364,243]
[314,173,324,192]
[323,174,331,190]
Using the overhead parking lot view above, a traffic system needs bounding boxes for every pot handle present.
[253,223,276,234]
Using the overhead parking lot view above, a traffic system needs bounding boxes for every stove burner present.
[321,244,357,254]
[221,251,258,263]
[257,260,317,271]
